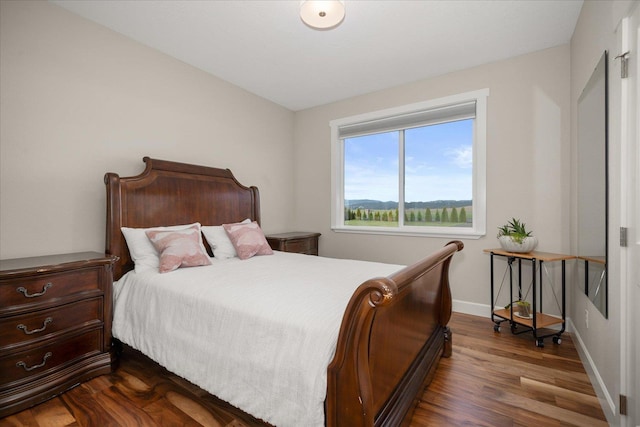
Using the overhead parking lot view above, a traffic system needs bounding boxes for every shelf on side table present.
[492,308,563,329]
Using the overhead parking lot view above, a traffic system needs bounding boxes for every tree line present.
[345,206,468,223]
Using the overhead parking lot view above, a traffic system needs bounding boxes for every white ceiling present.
[51,0,583,111]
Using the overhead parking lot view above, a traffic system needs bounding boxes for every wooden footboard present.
[326,240,463,427]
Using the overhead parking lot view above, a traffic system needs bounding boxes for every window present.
[330,89,488,238]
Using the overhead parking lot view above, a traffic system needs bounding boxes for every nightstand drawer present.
[0,298,102,350]
[0,328,102,387]
[0,268,100,310]
[282,238,317,254]
[266,232,320,256]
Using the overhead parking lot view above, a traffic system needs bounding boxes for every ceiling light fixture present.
[300,1,345,30]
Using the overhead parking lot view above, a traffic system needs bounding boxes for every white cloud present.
[448,145,473,169]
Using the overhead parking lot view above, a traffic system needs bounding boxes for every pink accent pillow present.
[145,225,212,273]
[222,221,273,260]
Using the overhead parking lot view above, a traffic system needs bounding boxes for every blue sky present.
[344,119,473,202]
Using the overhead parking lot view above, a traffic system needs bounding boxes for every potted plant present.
[505,300,532,318]
[497,218,538,253]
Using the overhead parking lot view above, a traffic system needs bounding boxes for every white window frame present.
[330,89,488,239]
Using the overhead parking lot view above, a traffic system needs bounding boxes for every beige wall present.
[0,1,295,259]
[2,0,630,422]
[570,1,636,423]
[293,46,571,313]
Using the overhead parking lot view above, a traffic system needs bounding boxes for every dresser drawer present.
[0,268,100,310]
[0,252,115,417]
[0,328,102,387]
[0,298,102,350]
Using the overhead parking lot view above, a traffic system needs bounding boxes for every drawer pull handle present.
[17,317,53,335]
[16,283,52,298]
[16,352,52,372]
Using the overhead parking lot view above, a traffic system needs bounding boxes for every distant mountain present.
[345,199,472,210]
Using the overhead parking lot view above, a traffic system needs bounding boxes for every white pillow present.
[121,222,208,273]
[202,218,251,259]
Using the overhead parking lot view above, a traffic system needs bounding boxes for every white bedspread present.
[112,251,403,427]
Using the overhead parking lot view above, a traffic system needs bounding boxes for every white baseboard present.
[452,299,492,318]
[566,317,617,425]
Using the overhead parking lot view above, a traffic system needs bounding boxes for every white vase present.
[498,236,538,253]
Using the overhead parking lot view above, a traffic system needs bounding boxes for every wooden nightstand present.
[0,252,117,417]
[266,232,320,256]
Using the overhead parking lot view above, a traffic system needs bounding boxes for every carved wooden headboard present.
[104,157,260,280]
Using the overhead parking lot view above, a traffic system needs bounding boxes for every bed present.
[105,157,463,427]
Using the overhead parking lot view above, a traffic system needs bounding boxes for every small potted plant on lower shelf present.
[497,218,538,253]
[506,300,532,318]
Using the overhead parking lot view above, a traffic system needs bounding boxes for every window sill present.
[331,226,485,239]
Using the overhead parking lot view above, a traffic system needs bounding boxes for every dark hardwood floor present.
[1,312,608,426]
[412,313,607,426]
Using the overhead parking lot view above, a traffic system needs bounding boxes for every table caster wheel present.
[493,324,500,332]
[552,336,562,345]
[536,339,544,348]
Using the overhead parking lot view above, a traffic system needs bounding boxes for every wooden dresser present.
[266,232,320,255]
[0,252,117,417]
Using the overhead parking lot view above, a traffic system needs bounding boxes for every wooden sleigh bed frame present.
[105,157,463,427]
